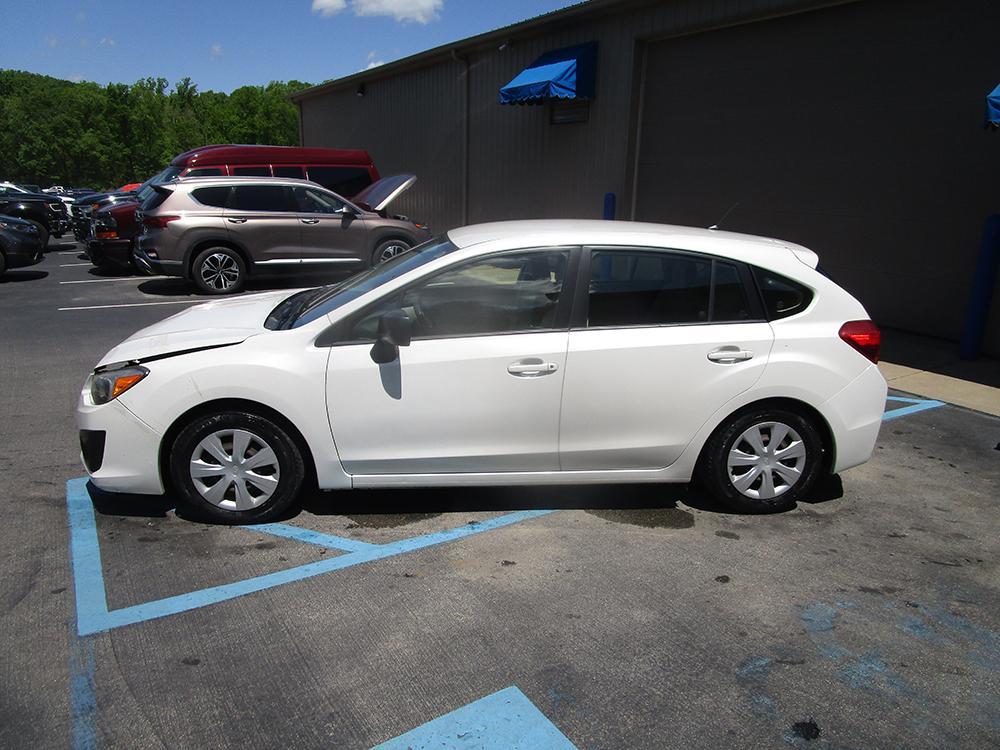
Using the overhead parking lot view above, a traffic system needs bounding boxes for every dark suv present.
[0,186,69,246]
[133,175,429,294]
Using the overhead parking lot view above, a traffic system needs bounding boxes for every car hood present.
[96,290,296,367]
[351,174,416,212]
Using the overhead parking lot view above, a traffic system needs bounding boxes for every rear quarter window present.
[752,267,814,319]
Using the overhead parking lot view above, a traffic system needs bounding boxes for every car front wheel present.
[169,411,305,524]
[192,246,247,294]
[699,407,824,513]
[372,238,411,266]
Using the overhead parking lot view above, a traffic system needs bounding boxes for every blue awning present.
[498,42,597,105]
[988,83,1000,130]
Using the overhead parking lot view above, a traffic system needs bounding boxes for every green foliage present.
[0,70,309,189]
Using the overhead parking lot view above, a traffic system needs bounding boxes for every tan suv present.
[133,175,429,294]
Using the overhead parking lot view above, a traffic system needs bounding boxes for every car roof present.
[447,219,819,268]
[170,176,321,188]
[169,144,373,168]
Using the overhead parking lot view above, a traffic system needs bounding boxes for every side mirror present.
[370,309,413,364]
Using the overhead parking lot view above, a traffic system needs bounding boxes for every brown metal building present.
[291,0,1000,355]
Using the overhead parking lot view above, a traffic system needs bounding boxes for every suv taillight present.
[839,320,881,364]
[143,215,179,230]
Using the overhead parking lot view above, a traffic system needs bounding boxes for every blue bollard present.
[960,214,1000,359]
[603,192,616,220]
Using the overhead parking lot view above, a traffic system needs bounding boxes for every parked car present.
[118,182,142,192]
[0,189,68,246]
[78,220,887,524]
[133,174,428,293]
[0,215,45,276]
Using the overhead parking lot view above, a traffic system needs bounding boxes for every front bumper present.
[87,237,134,269]
[77,396,165,495]
[2,233,45,269]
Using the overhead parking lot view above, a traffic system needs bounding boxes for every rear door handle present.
[707,346,754,364]
[507,358,559,377]
[300,218,320,225]
[227,217,248,224]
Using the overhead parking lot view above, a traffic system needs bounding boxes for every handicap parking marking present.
[882,395,946,421]
[370,686,579,750]
[66,478,555,636]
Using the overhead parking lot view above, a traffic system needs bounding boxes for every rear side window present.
[191,186,231,208]
[185,168,224,177]
[229,185,290,212]
[274,166,305,179]
[752,267,814,319]
[306,166,372,196]
[233,166,271,177]
[586,250,754,327]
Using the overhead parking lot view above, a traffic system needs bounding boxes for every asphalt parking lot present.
[1,241,998,749]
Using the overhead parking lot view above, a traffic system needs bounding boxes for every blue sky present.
[1,0,582,92]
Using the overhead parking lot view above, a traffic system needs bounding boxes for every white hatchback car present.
[78,220,887,522]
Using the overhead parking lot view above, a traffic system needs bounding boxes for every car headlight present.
[89,365,149,405]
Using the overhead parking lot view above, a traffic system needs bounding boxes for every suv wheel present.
[372,238,410,266]
[169,411,305,524]
[193,246,246,294]
[0,251,6,277]
[699,407,824,513]
[28,221,49,249]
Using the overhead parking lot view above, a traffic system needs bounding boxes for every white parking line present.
[59,276,167,285]
[59,299,205,311]
[59,263,92,267]
[57,251,83,255]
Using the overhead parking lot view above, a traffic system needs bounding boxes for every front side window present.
[292,186,345,214]
[229,185,291,212]
[306,166,372,197]
[185,167,224,177]
[274,166,305,179]
[586,250,753,327]
[753,267,814,319]
[344,250,569,341]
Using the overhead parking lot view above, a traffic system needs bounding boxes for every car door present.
[223,184,302,263]
[325,248,575,475]
[291,185,369,266]
[558,247,774,470]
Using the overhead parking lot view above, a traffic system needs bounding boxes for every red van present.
[86,145,380,269]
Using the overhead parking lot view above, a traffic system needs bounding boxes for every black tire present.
[698,407,825,513]
[0,250,6,277]
[371,237,411,266]
[192,246,247,294]
[28,221,49,249]
[169,411,305,524]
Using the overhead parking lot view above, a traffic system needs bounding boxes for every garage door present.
[632,0,1000,350]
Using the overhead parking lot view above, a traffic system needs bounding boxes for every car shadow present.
[0,270,48,283]
[47,241,78,251]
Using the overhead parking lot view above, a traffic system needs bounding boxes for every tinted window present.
[233,166,271,177]
[140,189,171,212]
[292,186,344,214]
[587,251,711,327]
[274,166,305,179]
[185,167,224,177]
[753,267,814,319]
[346,251,568,341]
[306,166,372,196]
[230,185,290,212]
[191,186,231,208]
[712,262,751,322]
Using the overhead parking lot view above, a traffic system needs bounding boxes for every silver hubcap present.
[727,421,806,500]
[189,429,280,511]
[200,252,240,290]
[377,243,407,264]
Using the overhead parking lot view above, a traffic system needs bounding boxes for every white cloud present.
[312,0,348,16]
[366,59,385,69]
[70,74,85,83]
[210,42,222,58]
[46,35,60,48]
[352,0,442,23]
[99,37,115,47]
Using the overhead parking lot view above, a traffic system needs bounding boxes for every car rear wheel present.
[193,246,247,294]
[169,411,305,524]
[699,407,824,513]
[28,221,48,249]
[372,238,410,266]
[0,251,6,277]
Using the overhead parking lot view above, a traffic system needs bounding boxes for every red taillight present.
[96,231,118,239]
[839,320,881,364]
[143,215,180,230]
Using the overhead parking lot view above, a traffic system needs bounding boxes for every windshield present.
[268,236,459,329]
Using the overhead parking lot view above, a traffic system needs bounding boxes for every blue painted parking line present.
[248,522,380,553]
[883,395,946,421]
[66,478,554,636]
[370,686,579,750]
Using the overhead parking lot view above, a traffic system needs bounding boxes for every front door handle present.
[707,346,754,364]
[301,218,320,225]
[227,217,248,224]
[507,358,559,377]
